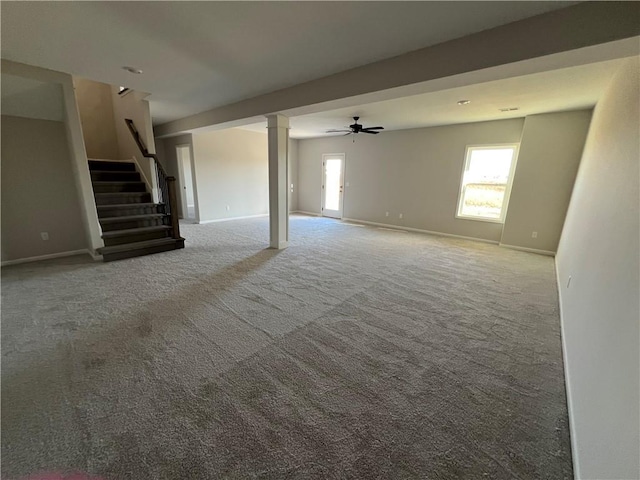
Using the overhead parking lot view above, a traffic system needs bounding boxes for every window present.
[456,145,519,222]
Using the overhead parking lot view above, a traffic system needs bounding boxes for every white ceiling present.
[1,1,576,126]
[1,74,64,122]
[239,59,624,139]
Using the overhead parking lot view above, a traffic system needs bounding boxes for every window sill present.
[455,215,504,224]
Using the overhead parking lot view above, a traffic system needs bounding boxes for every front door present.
[321,154,345,219]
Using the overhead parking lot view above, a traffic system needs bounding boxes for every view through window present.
[456,145,518,222]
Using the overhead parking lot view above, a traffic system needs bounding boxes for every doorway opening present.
[176,145,196,221]
[321,153,345,219]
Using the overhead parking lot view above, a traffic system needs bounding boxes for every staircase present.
[90,159,185,262]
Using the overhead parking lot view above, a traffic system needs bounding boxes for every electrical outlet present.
[399,213,403,219]
[385,212,389,217]
[40,232,49,241]
[226,205,230,211]
[531,231,538,238]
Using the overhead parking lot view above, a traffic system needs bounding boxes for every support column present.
[266,114,289,249]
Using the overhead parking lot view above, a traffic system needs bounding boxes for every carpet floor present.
[1,215,572,479]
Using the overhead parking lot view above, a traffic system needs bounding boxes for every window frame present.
[455,143,520,224]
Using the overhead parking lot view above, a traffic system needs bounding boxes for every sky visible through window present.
[459,147,515,220]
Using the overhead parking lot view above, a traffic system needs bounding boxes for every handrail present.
[125,118,181,240]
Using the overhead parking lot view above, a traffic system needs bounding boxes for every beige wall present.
[501,110,592,252]
[1,115,87,262]
[298,119,524,242]
[556,59,639,479]
[111,88,157,190]
[191,128,269,222]
[73,77,119,159]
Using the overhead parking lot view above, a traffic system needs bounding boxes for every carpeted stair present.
[89,159,184,261]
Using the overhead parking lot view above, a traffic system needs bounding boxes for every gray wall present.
[1,115,87,262]
[298,119,524,242]
[501,110,592,252]
[73,77,119,159]
[191,128,269,222]
[556,59,639,479]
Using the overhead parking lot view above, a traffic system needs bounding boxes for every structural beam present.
[266,114,289,249]
[155,2,640,138]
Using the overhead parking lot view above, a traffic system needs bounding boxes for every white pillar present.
[266,114,289,249]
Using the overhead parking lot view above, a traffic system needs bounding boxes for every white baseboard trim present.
[291,210,319,216]
[554,259,581,479]
[499,243,556,256]
[341,217,499,245]
[198,214,268,224]
[1,249,91,267]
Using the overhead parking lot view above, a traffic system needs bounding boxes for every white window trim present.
[455,143,520,224]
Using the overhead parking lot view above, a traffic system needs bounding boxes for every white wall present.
[556,58,639,479]
[298,119,524,242]
[1,116,87,262]
[501,110,592,253]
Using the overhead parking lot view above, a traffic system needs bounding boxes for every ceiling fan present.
[326,116,384,135]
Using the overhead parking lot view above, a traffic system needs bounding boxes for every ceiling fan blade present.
[363,126,384,130]
[342,132,353,136]
[326,129,351,133]
[362,130,379,134]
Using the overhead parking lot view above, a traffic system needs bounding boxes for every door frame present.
[175,144,199,222]
[321,153,346,219]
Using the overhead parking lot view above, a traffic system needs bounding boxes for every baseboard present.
[198,214,268,224]
[499,243,556,256]
[555,259,580,479]
[1,249,90,266]
[341,217,499,245]
[88,250,103,261]
[292,210,319,216]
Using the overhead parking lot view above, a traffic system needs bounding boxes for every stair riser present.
[97,205,163,218]
[89,161,136,172]
[91,171,141,182]
[103,230,171,247]
[95,193,152,205]
[93,182,146,194]
[102,240,183,262]
[100,218,166,232]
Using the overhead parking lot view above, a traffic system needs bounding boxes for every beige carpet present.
[1,215,572,479]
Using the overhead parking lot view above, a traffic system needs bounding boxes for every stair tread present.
[88,159,133,162]
[100,214,166,223]
[98,237,183,254]
[102,225,171,238]
[95,192,149,196]
[96,203,159,209]
[92,181,145,184]
[91,170,141,174]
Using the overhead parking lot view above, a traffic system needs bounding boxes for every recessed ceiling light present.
[122,66,143,74]
[457,100,471,105]
[499,107,519,112]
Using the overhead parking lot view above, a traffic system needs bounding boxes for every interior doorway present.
[176,145,196,221]
[321,153,345,219]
